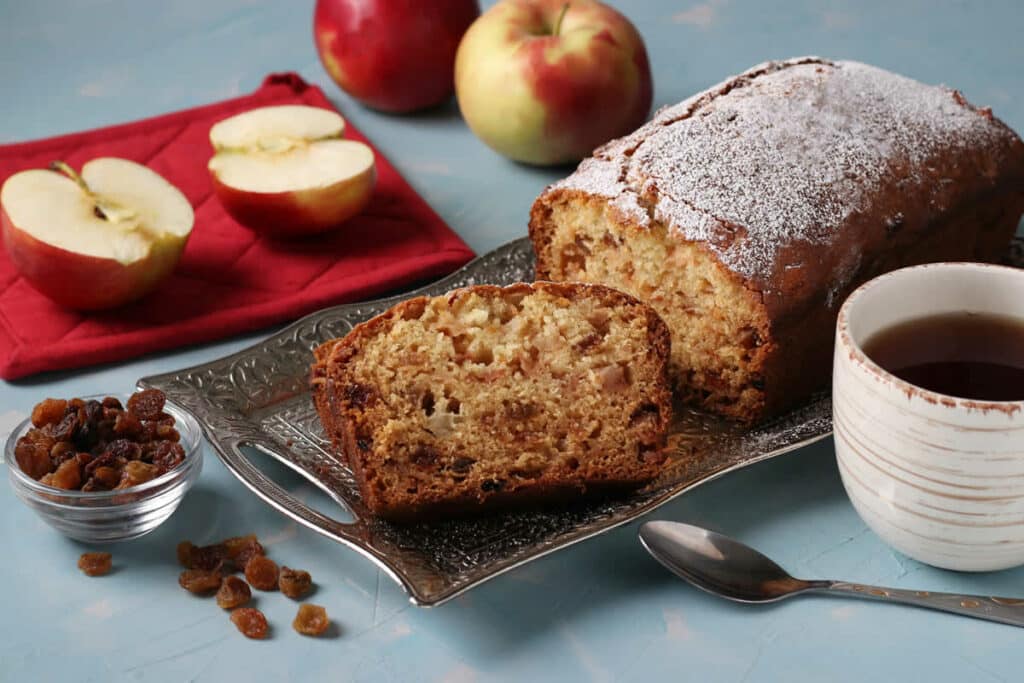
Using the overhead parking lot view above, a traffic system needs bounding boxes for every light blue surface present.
[2,1,1023,681]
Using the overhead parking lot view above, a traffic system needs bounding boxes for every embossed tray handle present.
[218,435,365,538]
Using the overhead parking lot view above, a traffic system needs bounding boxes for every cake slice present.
[310,282,672,520]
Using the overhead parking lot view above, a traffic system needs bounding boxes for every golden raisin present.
[78,552,112,576]
[127,389,165,420]
[230,607,269,639]
[31,398,67,428]
[101,396,123,410]
[113,411,142,437]
[49,440,75,461]
[14,429,55,480]
[114,461,159,489]
[216,576,252,609]
[197,545,230,571]
[279,566,312,599]
[177,541,195,568]
[155,423,179,441]
[17,389,183,491]
[244,555,279,591]
[89,466,122,491]
[49,458,82,490]
[151,442,185,474]
[178,569,222,594]
[224,535,264,569]
[292,604,330,636]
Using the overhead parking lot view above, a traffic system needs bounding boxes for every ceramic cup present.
[833,262,1024,571]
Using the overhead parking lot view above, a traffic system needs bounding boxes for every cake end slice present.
[310,282,672,521]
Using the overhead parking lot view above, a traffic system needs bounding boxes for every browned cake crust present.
[310,282,672,521]
[529,57,1024,422]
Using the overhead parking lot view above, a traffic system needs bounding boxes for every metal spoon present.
[638,520,1024,628]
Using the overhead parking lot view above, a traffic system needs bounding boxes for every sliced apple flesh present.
[208,105,377,237]
[0,158,194,310]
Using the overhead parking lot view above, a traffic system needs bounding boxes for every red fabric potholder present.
[0,73,475,380]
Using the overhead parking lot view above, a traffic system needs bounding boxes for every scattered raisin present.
[31,398,67,428]
[188,544,229,571]
[178,569,222,594]
[177,541,195,568]
[78,552,112,576]
[216,576,252,609]
[244,555,279,591]
[278,567,312,599]
[292,604,330,636]
[230,607,269,639]
[224,535,264,570]
[127,389,165,420]
[101,396,123,410]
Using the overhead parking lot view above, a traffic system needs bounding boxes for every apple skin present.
[314,0,480,113]
[210,165,377,238]
[455,0,653,165]
[1,206,186,311]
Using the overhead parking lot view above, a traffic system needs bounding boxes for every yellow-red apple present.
[314,0,480,113]
[208,105,376,238]
[455,0,653,165]
[0,159,194,310]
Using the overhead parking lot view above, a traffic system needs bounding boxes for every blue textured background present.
[1,1,1022,681]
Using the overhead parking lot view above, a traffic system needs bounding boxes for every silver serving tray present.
[139,236,1024,606]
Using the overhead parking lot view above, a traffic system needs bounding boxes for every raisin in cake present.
[310,282,672,520]
[529,57,1024,422]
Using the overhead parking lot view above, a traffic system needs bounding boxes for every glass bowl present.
[4,393,203,543]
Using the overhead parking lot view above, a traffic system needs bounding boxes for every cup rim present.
[5,392,203,505]
[836,261,1024,414]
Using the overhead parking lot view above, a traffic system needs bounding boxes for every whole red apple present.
[314,0,480,113]
[455,0,653,165]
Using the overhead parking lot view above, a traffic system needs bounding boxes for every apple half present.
[208,105,377,237]
[0,158,194,310]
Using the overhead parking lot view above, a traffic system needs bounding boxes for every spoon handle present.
[819,582,1024,627]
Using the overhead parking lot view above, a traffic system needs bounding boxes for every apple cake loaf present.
[529,57,1024,422]
[310,282,671,520]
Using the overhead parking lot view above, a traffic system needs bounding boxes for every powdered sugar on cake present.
[554,58,1012,284]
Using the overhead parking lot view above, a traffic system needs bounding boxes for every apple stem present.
[553,2,570,36]
[50,160,109,219]
[48,160,136,224]
[49,161,92,195]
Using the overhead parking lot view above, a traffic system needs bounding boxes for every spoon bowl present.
[638,520,819,603]
[639,520,1024,628]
